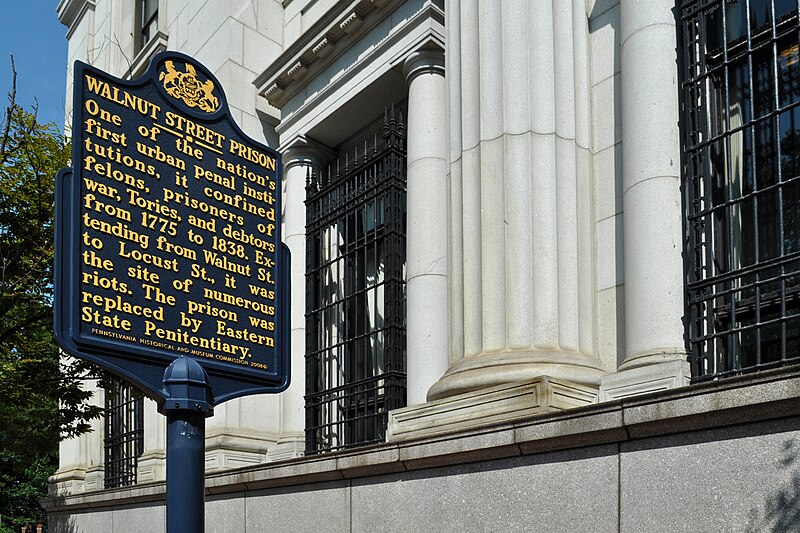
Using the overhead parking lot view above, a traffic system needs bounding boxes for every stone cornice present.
[273,3,444,138]
[57,0,95,40]
[254,0,406,108]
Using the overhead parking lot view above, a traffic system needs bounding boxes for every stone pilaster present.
[49,438,87,496]
[428,0,601,401]
[49,377,104,495]
[403,47,449,406]
[136,398,165,482]
[599,0,690,400]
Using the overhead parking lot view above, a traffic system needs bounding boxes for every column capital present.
[279,135,335,171]
[620,0,676,44]
[403,47,445,85]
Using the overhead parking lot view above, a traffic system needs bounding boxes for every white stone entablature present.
[259,0,444,147]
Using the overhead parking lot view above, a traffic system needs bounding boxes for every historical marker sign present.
[55,52,289,403]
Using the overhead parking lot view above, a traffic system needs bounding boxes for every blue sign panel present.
[55,52,289,404]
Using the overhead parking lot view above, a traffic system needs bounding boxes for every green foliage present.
[0,75,101,530]
[0,451,56,530]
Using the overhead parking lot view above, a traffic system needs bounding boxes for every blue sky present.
[0,2,68,129]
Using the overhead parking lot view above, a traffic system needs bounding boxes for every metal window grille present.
[103,379,144,488]
[681,0,800,380]
[305,108,407,454]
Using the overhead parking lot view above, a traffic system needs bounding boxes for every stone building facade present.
[46,0,800,531]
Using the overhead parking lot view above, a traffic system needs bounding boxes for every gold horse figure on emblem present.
[160,60,219,113]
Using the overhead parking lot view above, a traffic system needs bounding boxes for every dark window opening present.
[680,0,800,380]
[305,108,407,453]
[103,378,144,488]
[137,0,158,53]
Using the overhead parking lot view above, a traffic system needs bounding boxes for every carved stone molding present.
[255,0,419,108]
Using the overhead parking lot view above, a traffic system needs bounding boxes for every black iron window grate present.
[305,108,407,454]
[104,378,144,488]
[681,0,800,380]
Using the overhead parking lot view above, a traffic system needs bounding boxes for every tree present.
[0,60,101,532]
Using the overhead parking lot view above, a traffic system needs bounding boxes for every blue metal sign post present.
[162,357,212,533]
[54,52,289,531]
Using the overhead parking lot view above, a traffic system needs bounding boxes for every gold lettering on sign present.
[84,75,161,119]
[77,62,280,373]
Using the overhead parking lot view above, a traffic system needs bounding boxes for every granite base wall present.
[49,415,800,533]
[47,370,800,532]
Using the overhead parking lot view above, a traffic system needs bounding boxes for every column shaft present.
[281,158,308,434]
[429,0,602,401]
[620,0,686,368]
[448,0,464,365]
[267,137,333,459]
[404,49,449,405]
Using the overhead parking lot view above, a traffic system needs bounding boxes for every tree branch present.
[0,54,17,160]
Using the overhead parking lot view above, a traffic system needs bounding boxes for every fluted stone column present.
[267,136,333,460]
[427,0,601,401]
[403,48,449,406]
[599,0,690,400]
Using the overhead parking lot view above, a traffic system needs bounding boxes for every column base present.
[84,464,105,492]
[618,348,689,371]
[599,359,690,402]
[137,450,166,483]
[427,351,606,401]
[204,431,274,471]
[266,433,305,462]
[48,466,86,496]
[387,376,598,442]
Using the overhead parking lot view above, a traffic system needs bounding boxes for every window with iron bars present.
[681,0,800,380]
[305,108,407,454]
[103,378,144,488]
